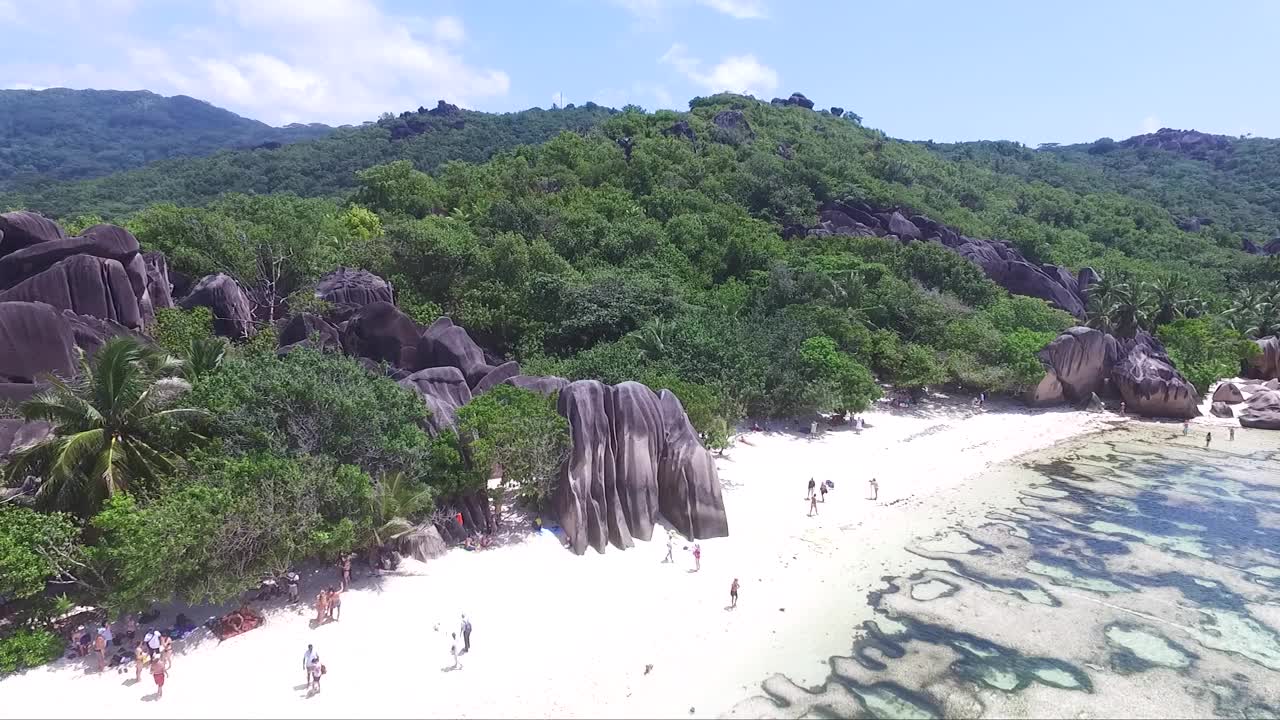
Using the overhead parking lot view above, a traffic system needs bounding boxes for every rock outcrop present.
[314,267,393,318]
[1120,128,1231,158]
[0,301,77,383]
[805,199,1090,318]
[1210,401,1234,418]
[179,273,253,339]
[1246,336,1279,381]
[340,301,422,369]
[398,524,447,563]
[1111,333,1199,419]
[1212,382,1245,404]
[277,312,341,353]
[399,366,472,434]
[0,211,66,256]
[1035,327,1119,402]
[1239,390,1280,430]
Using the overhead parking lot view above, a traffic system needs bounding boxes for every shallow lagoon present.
[730,432,1280,718]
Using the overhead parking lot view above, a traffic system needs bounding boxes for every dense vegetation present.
[2,103,615,219]
[3,93,1276,670]
[0,89,332,190]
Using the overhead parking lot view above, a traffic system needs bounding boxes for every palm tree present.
[1146,274,1196,327]
[1086,271,1156,337]
[4,337,206,515]
[182,336,227,382]
[1223,286,1280,339]
[364,471,433,553]
[629,318,670,362]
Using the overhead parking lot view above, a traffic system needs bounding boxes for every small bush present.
[0,628,65,674]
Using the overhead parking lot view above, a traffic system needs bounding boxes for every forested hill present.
[0,88,334,189]
[933,129,1280,251]
[2,101,616,219]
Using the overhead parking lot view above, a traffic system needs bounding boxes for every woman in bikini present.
[315,590,329,624]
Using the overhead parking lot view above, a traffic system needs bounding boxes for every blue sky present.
[1,0,1275,144]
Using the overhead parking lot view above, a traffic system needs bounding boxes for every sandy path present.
[0,395,1115,718]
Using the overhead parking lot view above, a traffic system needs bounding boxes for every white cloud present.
[610,0,766,21]
[695,0,766,19]
[1141,115,1162,134]
[660,43,777,96]
[0,0,509,126]
[0,1,18,24]
[430,15,465,44]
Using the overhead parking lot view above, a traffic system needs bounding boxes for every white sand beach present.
[0,395,1119,719]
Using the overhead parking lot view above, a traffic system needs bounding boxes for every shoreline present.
[1,396,1124,718]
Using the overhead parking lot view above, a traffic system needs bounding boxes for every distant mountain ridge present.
[0,88,334,189]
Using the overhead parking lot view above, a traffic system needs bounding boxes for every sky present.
[1,0,1276,145]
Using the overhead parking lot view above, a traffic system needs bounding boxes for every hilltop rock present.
[0,255,143,329]
[711,110,753,141]
[143,252,173,310]
[1120,128,1231,158]
[662,120,696,143]
[314,268,393,317]
[277,312,341,353]
[0,224,140,291]
[1111,333,1199,419]
[399,366,472,434]
[1212,382,1245,404]
[341,301,421,370]
[771,93,814,109]
[829,107,844,117]
[1246,336,1279,381]
[179,273,253,339]
[0,211,66,257]
[1239,390,1280,430]
[0,301,76,382]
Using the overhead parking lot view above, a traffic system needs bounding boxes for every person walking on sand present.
[808,492,819,516]
[664,532,674,563]
[730,578,740,609]
[461,613,475,651]
[868,477,879,501]
[1183,421,1190,436]
[1205,431,1212,448]
[807,478,816,499]
[308,653,323,693]
[302,644,317,687]
[160,634,173,669]
[1119,401,1126,416]
[341,554,352,591]
[692,543,702,572]
[1230,427,1236,441]
[450,633,462,669]
[287,572,300,604]
[820,480,828,503]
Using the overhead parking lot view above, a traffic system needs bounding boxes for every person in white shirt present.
[302,644,316,686]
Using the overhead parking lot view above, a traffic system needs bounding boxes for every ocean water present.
[729,433,1280,719]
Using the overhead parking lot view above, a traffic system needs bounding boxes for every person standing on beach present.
[315,590,329,624]
[450,633,462,669]
[151,654,168,698]
[1205,431,1212,448]
[664,532,674,563]
[302,644,317,686]
[328,588,342,622]
[1119,401,1126,416]
[461,614,472,655]
[730,578,740,609]
[808,492,819,516]
[820,481,828,503]
[125,614,137,644]
[869,478,879,501]
[93,628,108,671]
[807,478,816,499]
[341,554,352,591]
[287,572,300,604]
[159,635,173,669]
[692,543,702,572]
[1183,421,1190,436]
[145,628,162,661]
[133,641,149,682]
[1230,427,1236,441]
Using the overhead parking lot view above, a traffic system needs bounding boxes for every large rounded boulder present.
[1212,382,1245,404]
[656,389,729,541]
[342,301,422,370]
[314,268,393,318]
[0,255,143,329]
[399,366,472,434]
[418,320,489,386]
[1036,327,1120,403]
[278,312,341,354]
[1246,336,1279,381]
[0,211,66,257]
[0,301,77,382]
[555,380,616,555]
[179,273,253,339]
[1239,390,1280,429]
[1111,334,1199,419]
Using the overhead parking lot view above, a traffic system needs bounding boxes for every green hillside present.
[3,102,616,219]
[0,88,333,189]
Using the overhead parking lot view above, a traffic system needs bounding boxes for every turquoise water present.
[730,435,1280,719]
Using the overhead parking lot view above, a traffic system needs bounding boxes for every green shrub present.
[0,629,65,674]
